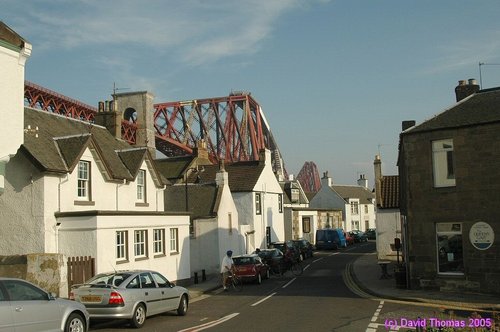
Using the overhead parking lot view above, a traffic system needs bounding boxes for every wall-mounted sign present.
[469,221,494,250]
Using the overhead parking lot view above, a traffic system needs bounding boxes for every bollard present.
[202,269,206,282]
[194,272,199,284]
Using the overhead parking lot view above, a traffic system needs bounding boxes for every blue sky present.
[3,0,500,187]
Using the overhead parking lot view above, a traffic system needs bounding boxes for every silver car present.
[0,277,89,332]
[70,270,189,328]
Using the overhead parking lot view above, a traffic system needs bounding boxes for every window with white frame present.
[153,229,165,255]
[77,160,90,199]
[350,201,359,215]
[170,228,178,253]
[137,169,146,202]
[302,217,311,233]
[255,193,262,215]
[134,230,147,258]
[228,213,233,235]
[436,223,463,274]
[278,194,283,213]
[116,231,128,261]
[364,205,368,214]
[432,139,456,187]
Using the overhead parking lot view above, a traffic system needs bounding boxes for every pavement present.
[185,251,500,311]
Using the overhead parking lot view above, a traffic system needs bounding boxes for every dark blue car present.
[315,228,347,250]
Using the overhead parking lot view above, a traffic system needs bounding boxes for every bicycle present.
[225,271,243,292]
[279,259,303,276]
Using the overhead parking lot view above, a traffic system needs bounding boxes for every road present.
[89,242,495,332]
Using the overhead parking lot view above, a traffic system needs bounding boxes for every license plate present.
[80,295,102,303]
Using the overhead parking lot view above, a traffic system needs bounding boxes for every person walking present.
[221,250,234,291]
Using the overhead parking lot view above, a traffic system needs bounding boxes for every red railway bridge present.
[23,81,286,176]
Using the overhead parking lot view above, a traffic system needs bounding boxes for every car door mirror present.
[48,292,57,300]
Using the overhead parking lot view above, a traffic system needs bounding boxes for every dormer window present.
[291,189,300,203]
[77,160,90,200]
[137,170,146,202]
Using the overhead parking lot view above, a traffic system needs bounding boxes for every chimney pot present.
[455,78,479,102]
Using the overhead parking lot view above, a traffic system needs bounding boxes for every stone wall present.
[401,123,500,295]
[0,253,67,297]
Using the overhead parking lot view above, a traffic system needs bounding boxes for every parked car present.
[269,241,301,262]
[350,230,368,243]
[315,228,347,250]
[233,254,270,284]
[344,231,355,246]
[0,277,89,332]
[366,228,376,240]
[254,248,284,274]
[70,270,189,328]
[291,239,314,259]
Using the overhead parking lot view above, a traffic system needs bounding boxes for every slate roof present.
[279,180,309,204]
[191,161,266,192]
[305,192,317,201]
[21,108,164,185]
[163,184,221,219]
[379,175,399,209]
[406,87,500,134]
[155,156,194,182]
[331,185,374,204]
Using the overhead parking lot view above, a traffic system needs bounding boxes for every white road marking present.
[303,263,311,271]
[282,277,296,288]
[178,313,240,332]
[313,257,323,263]
[250,292,277,307]
[329,252,340,256]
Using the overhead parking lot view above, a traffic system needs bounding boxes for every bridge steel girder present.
[297,161,321,193]
[23,82,283,170]
[153,94,272,164]
[24,81,97,122]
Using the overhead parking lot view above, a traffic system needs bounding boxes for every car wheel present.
[256,273,262,284]
[177,294,188,316]
[130,303,146,328]
[65,312,86,332]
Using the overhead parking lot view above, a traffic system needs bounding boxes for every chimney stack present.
[374,155,382,205]
[455,78,479,102]
[357,174,368,188]
[402,120,416,131]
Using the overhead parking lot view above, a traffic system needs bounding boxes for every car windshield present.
[258,249,282,258]
[86,272,133,287]
[233,257,255,265]
[271,243,285,252]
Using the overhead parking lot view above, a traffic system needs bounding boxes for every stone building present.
[398,79,499,294]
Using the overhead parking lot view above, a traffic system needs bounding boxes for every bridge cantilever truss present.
[154,94,268,161]
[23,82,286,174]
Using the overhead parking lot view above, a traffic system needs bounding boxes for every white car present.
[0,277,89,332]
[70,270,189,328]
